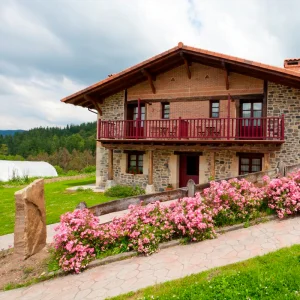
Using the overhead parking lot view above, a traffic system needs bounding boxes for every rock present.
[76,201,88,209]
[14,179,46,259]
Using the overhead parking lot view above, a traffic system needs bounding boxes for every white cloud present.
[0,73,95,130]
[0,0,299,129]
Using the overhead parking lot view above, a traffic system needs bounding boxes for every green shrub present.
[104,185,145,198]
[82,165,96,173]
[54,165,64,175]
[65,170,80,176]
[0,154,25,161]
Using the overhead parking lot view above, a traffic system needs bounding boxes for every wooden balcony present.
[97,116,285,144]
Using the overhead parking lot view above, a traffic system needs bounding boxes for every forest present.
[0,122,97,173]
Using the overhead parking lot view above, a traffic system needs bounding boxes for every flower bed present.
[263,172,300,218]
[53,171,300,273]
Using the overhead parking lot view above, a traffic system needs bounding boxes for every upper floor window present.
[162,102,170,119]
[210,100,219,118]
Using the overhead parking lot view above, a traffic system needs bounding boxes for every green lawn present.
[111,244,300,300]
[0,176,117,236]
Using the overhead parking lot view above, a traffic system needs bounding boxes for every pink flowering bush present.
[103,202,173,255]
[263,172,300,218]
[54,200,215,273]
[53,209,99,273]
[202,178,265,226]
[167,194,215,242]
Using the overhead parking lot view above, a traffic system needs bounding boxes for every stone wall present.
[101,92,124,121]
[153,150,172,191]
[267,82,300,168]
[96,92,124,186]
[97,147,173,191]
[97,146,269,191]
[215,150,239,180]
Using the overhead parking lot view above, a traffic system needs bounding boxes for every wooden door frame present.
[239,99,263,139]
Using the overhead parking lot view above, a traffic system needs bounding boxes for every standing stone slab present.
[187,179,196,197]
[14,179,46,259]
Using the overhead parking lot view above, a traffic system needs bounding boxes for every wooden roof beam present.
[222,61,230,90]
[84,95,102,115]
[141,68,156,94]
[180,52,191,79]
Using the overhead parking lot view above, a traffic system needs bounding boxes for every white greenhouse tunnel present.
[0,160,58,182]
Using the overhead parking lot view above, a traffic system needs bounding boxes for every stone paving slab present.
[66,184,105,193]
[0,216,299,300]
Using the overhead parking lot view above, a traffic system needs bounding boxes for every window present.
[238,153,263,175]
[162,102,170,119]
[210,101,219,118]
[132,105,145,121]
[127,152,144,174]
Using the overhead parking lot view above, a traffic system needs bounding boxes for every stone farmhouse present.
[62,42,300,193]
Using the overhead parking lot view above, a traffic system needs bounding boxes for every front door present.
[126,104,145,138]
[179,155,199,187]
[240,100,263,139]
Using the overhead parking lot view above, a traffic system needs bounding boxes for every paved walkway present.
[0,216,299,300]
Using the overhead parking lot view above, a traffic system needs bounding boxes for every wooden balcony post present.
[108,149,113,180]
[210,152,215,179]
[264,153,270,171]
[227,94,231,140]
[148,150,153,185]
[178,117,182,140]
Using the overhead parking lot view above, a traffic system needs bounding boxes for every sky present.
[1,0,300,130]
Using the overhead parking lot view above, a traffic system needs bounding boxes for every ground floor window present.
[127,152,144,174]
[238,153,263,175]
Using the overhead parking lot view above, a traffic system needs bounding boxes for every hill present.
[0,130,26,136]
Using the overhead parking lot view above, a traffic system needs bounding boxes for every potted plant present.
[165,184,174,191]
[128,167,143,175]
[128,167,137,175]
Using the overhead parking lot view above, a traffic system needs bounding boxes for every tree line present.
[0,122,97,172]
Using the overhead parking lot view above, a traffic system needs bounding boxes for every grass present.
[0,175,117,236]
[111,244,300,300]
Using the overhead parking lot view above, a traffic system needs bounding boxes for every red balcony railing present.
[97,116,284,141]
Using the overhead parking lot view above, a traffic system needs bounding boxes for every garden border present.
[47,214,279,278]
[88,163,300,216]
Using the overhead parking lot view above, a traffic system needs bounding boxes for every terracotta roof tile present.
[285,58,300,61]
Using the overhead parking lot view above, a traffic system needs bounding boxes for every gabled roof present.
[61,42,300,109]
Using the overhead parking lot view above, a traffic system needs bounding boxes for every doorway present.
[179,154,199,187]
[239,100,263,139]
